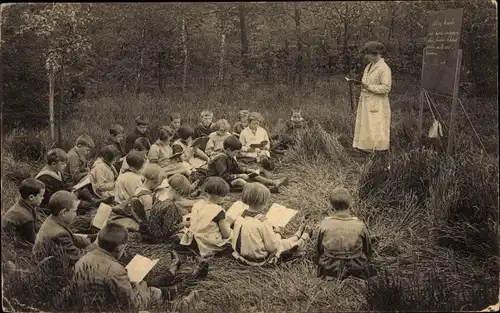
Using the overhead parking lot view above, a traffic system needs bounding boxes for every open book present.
[249,141,268,149]
[91,203,113,229]
[72,174,91,191]
[345,77,362,84]
[265,203,298,228]
[226,201,249,225]
[125,254,160,283]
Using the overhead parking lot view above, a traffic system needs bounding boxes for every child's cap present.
[200,110,214,118]
[241,182,270,208]
[126,150,146,170]
[177,125,194,140]
[329,187,353,210]
[19,178,45,199]
[46,148,68,164]
[168,174,192,196]
[76,135,95,148]
[48,190,78,216]
[143,164,163,182]
[204,177,229,197]
[109,124,125,136]
[98,222,129,252]
[248,112,264,122]
[135,115,149,126]
[223,135,242,151]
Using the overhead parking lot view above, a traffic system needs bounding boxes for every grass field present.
[1,78,499,312]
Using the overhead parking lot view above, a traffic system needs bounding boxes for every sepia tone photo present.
[1,1,498,312]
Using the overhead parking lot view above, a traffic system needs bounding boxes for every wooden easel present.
[418,49,463,155]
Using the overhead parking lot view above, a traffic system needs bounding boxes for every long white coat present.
[353,58,392,151]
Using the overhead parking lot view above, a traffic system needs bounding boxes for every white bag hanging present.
[428,119,443,138]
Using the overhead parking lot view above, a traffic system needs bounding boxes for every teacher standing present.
[353,41,392,155]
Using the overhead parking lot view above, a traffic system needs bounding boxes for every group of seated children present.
[2,108,375,310]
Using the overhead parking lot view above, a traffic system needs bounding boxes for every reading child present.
[89,145,119,199]
[172,125,210,169]
[2,178,45,247]
[205,119,232,156]
[238,112,272,170]
[233,110,250,135]
[179,177,232,257]
[231,183,311,266]
[104,124,127,170]
[36,148,100,215]
[74,223,209,311]
[114,151,146,204]
[120,137,151,174]
[149,127,192,177]
[125,115,152,153]
[193,110,217,151]
[316,187,375,280]
[32,191,95,268]
[66,135,95,184]
[207,136,288,193]
[141,174,194,243]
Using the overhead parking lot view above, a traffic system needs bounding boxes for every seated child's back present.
[114,151,146,204]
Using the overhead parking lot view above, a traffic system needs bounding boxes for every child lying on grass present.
[179,177,232,257]
[316,187,376,280]
[231,183,311,266]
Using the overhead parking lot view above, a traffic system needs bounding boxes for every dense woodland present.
[1,1,498,129]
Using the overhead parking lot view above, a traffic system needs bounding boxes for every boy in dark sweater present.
[125,116,152,153]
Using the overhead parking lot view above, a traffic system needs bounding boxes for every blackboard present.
[421,8,464,95]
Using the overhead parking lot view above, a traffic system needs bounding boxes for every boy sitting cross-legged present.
[66,135,95,185]
[272,108,307,153]
[32,191,97,269]
[207,136,288,193]
[2,178,45,248]
[316,187,376,280]
[73,223,209,311]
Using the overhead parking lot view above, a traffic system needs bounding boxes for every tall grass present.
[1,82,498,312]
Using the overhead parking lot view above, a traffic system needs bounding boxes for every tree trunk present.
[182,16,188,92]
[342,2,349,73]
[136,28,146,95]
[49,70,55,143]
[57,55,64,144]
[294,3,303,85]
[158,51,166,93]
[239,4,250,78]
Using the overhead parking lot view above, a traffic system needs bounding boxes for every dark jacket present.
[194,123,216,139]
[36,166,73,213]
[1,199,40,246]
[207,151,245,183]
[125,128,152,153]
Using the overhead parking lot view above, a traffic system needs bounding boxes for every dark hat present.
[360,41,385,54]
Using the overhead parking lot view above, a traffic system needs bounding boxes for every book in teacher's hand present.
[125,254,160,283]
[345,77,362,84]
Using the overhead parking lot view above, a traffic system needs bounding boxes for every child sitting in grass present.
[179,177,232,257]
[316,187,375,280]
[166,112,182,140]
[114,151,146,204]
[36,148,103,215]
[73,223,209,311]
[207,136,288,193]
[205,119,232,156]
[173,125,210,169]
[231,183,312,266]
[2,178,45,247]
[238,112,273,170]
[140,173,194,243]
[89,145,118,199]
[66,135,95,185]
[125,115,152,153]
[233,110,250,136]
[32,191,97,268]
[193,110,217,151]
[149,127,191,177]
[120,137,151,174]
[273,108,307,152]
[104,124,126,171]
